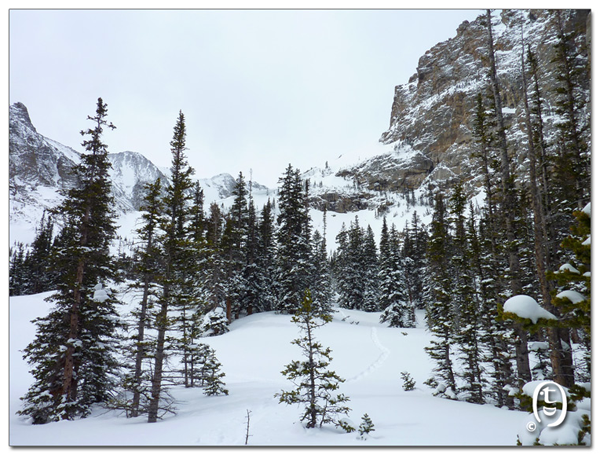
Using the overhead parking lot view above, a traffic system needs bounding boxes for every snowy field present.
[9,291,528,449]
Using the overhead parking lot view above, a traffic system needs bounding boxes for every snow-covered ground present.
[10,291,527,448]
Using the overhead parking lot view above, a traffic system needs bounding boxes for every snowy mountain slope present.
[9,101,429,253]
[9,102,277,246]
[10,291,526,446]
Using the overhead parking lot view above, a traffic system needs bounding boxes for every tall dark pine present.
[276,165,313,313]
[148,111,198,422]
[225,172,249,318]
[424,194,457,398]
[449,183,485,404]
[20,98,120,424]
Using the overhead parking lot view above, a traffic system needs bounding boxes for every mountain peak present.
[10,102,35,132]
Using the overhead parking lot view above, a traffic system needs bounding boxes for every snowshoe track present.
[347,326,390,383]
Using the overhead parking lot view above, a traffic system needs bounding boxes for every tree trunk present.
[131,278,150,417]
[148,287,169,423]
[486,9,531,386]
[520,33,575,389]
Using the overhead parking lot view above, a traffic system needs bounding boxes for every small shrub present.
[358,413,375,439]
[401,371,416,391]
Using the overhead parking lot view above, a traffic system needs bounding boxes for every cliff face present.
[374,9,591,194]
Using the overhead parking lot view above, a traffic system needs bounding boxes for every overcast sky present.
[10,8,483,187]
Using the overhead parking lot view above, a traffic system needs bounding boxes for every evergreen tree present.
[548,204,590,382]
[402,211,428,310]
[379,223,414,328]
[550,10,591,213]
[423,194,457,399]
[226,172,250,318]
[358,413,375,440]
[485,10,532,389]
[20,98,120,424]
[256,199,278,312]
[276,290,351,428]
[203,348,229,396]
[449,185,485,404]
[470,210,515,408]
[275,165,313,314]
[23,211,56,294]
[148,110,203,421]
[9,242,28,296]
[361,225,380,312]
[124,178,164,417]
[310,230,334,315]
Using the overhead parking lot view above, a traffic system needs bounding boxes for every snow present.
[503,295,557,324]
[517,409,589,446]
[559,263,580,274]
[10,293,527,447]
[555,290,585,304]
[582,202,591,215]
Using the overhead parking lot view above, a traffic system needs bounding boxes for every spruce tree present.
[275,165,313,314]
[310,230,334,315]
[362,225,380,312]
[148,110,202,421]
[9,242,28,296]
[124,178,164,417]
[20,98,120,424]
[203,348,229,396]
[423,194,457,399]
[379,223,414,328]
[276,290,351,428]
[449,185,485,404]
[22,211,56,294]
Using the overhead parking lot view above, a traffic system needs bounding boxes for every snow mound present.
[503,295,557,324]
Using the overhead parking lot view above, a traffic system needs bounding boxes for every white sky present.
[10,8,487,187]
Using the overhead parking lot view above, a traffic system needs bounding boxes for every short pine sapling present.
[276,290,351,429]
[358,413,375,440]
[203,348,229,396]
[401,371,416,391]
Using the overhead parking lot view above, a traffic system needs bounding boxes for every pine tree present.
[124,178,164,417]
[362,225,380,312]
[310,230,333,315]
[547,204,590,383]
[275,165,313,314]
[20,98,120,424]
[449,185,485,404]
[379,223,414,328]
[402,211,428,310]
[276,290,351,428]
[148,110,201,422]
[358,413,375,439]
[256,199,278,312]
[485,10,532,388]
[470,210,515,408]
[23,211,56,294]
[203,348,229,396]
[226,172,250,319]
[550,10,591,213]
[423,194,457,399]
[9,242,28,296]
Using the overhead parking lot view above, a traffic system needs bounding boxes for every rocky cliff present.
[377,9,590,193]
